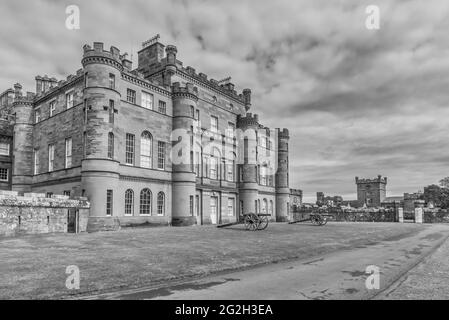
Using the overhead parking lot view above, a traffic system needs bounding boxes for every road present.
[87,224,449,300]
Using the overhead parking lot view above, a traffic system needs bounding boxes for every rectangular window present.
[226,123,235,138]
[127,89,136,104]
[210,156,218,180]
[63,190,71,197]
[108,133,114,159]
[34,149,40,175]
[66,91,74,109]
[0,168,8,182]
[196,195,200,216]
[106,190,113,216]
[158,141,166,170]
[228,198,235,217]
[65,138,72,168]
[49,100,56,117]
[46,192,53,199]
[196,110,200,123]
[158,100,166,114]
[125,134,135,165]
[210,116,218,133]
[260,166,267,186]
[35,108,41,123]
[84,72,88,88]
[227,161,234,182]
[48,144,55,172]
[109,73,115,89]
[0,142,9,156]
[141,91,153,110]
[190,196,194,216]
[190,106,195,118]
[109,100,114,124]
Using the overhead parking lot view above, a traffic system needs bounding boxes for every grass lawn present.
[0,222,426,299]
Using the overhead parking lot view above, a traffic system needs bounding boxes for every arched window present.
[157,192,165,216]
[141,131,153,168]
[263,199,268,214]
[108,132,114,159]
[125,189,134,216]
[140,188,152,215]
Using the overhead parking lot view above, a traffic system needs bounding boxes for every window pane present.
[158,141,165,169]
[125,189,134,216]
[0,143,9,156]
[141,92,153,110]
[126,134,135,165]
[157,192,165,216]
[140,189,152,215]
[141,132,153,168]
[0,168,8,181]
[108,133,114,159]
[106,190,113,216]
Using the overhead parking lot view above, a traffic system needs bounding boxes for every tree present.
[439,177,449,188]
[424,183,449,209]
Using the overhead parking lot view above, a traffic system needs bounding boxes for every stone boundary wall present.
[0,191,90,237]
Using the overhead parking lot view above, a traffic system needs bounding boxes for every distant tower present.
[275,128,290,221]
[355,175,387,207]
[11,83,34,193]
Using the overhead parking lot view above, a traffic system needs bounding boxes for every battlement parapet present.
[237,113,260,128]
[278,128,290,139]
[355,175,387,184]
[82,42,124,71]
[172,82,198,101]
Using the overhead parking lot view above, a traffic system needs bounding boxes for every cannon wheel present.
[257,215,269,230]
[244,213,259,231]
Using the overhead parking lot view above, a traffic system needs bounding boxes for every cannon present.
[217,213,270,231]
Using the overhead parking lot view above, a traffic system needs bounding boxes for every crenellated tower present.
[81,42,124,221]
[237,112,260,215]
[171,81,198,226]
[276,128,290,221]
[11,83,34,193]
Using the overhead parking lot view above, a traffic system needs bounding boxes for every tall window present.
[125,189,134,216]
[190,196,194,216]
[140,188,152,215]
[140,131,153,168]
[226,123,235,138]
[141,91,153,110]
[157,141,166,170]
[109,73,115,89]
[48,144,55,172]
[109,100,114,123]
[108,132,114,159]
[194,152,200,176]
[127,89,136,104]
[106,190,113,216]
[34,149,39,175]
[49,100,56,117]
[157,192,165,216]
[228,198,235,217]
[195,110,200,122]
[210,149,220,180]
[263,199,268,214]
[158,100,166,114]
[66,91,74,109]
[0,142,9,156]
[260,166,267,186]
[0,168,8,182]
[35,108,41,123]
[190,106,195,118]
[125,133,135,165]
[210,116,218,133]
[84,72,88,88]
[65,138,72,168]
[227,160,235,182]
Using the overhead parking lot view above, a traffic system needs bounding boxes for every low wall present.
[0,191,90,237]
[294,210,397,222]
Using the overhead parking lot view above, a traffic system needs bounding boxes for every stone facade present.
[0,36,291,230]
[355,175,387,207]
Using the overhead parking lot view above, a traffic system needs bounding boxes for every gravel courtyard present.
[0,222,426,299]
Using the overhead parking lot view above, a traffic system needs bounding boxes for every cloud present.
[1,0,449,203]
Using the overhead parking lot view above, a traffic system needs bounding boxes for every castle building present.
[0,36,291,230]
[355,175,387,207]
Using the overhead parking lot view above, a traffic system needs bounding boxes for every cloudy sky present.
[1,0,449,202]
